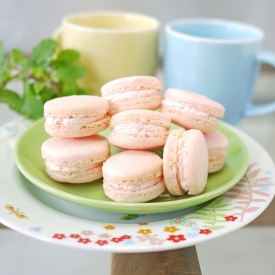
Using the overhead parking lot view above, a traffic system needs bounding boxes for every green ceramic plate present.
[14,118,248,214]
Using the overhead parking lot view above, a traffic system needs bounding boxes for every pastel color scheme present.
[54,12,159,96]
[102,150,165,203]
[161,88,225,133]
[108,109,171,149]
[163,128,208,196]
[164,18,275,125]
[41,135,110,183]
[101,76,162,115]
[44,95,110,138]
[204,131,229,173]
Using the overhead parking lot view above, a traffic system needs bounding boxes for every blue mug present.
[164,18,275,125]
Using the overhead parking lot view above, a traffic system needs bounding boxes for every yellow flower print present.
[104,225,115,230]
[164,226,180,233]
[138,222,149,226]
[137,229,152,235]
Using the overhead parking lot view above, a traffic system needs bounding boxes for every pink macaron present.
[163,128,208,196]
[41,135,110,183]
[161,88,225,133]
[108,109,171,150]
[204,131,229,173]
[101,76,162,115]
[44,95,110,138]
[102,150,165,203]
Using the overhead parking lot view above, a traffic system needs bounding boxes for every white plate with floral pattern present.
[0,117,274,252]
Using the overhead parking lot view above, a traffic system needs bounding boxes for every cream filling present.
[162,100,216,121]
[105,90,159,103]
[45,160,101,172]
[112,124,167,132]
[106,176,162,191]
[46,116,104,125]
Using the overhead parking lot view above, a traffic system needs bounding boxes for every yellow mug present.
[53,11,160,96]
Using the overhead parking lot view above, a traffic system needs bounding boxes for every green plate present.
[14,118,248,214]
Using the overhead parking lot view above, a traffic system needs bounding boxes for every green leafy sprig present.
[0,39,88,119]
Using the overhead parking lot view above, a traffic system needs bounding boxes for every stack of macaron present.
[161,88,229,174]
[42,95,111,183]
[41,75,229,203]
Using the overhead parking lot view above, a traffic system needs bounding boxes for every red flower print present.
[121,235,131,240]
[53,234,66,240]
[225,215,238,221]
[96,240,108,246]
[70,234,81,239]
[78,238,91,244]
[111,235,131,243]
[167,234,186,243]
[111,237,122,243]
[199,229,212,235]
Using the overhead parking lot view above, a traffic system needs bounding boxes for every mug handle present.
[244,51,275,117]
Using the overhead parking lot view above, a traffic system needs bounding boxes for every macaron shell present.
[103,180,165,203]
[161,88,225,133]
[44,95,109,117]
[102,150,163,184]
[181,130,209,195]
[44,95,110,138]
[42,135,110,184]
[163,128,186,195]
[102,150,165,203]
[110,110,171,129]
[208,156,227,173]
[42,135,110,162]
[109,110,171,149]
[108,94,162,116]
[163,88,225,118]
[161,105,218,133]
[101,76,162,97]
[163,129,208,196]
[108,131,169,149]
[204,131,229,173]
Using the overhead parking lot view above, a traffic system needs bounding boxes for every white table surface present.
[1,71,275,275]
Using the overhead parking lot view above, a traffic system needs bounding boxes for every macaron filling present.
[162,100,217,121]
[105,176,163,191]
[104,89,160,103]
[112,124,168,132]
[45,115,107,125]
[44,160,102,172]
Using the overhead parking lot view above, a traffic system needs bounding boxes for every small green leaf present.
[40,87,57,102]
[60,82,88,96]
[56,64,85,82]
[56,49,80,63]
[19,59,32,70]
[0,89,23,113]
[31,39,57,69]
[33,82,45,94]
[21,82,44,119]
[0,41,8,80]
[32,67,45,79]
[10,48,24,65]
